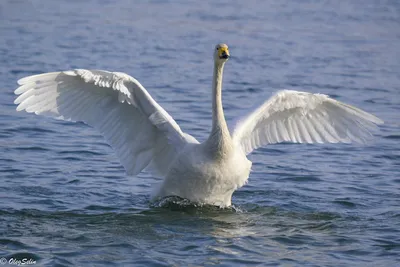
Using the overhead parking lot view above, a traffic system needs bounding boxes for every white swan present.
[14,43,383,207]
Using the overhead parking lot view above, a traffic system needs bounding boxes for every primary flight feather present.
[14,43,383,207]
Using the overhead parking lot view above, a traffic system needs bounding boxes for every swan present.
[14,43,383,207]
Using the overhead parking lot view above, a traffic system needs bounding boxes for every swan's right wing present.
[231,90,383,155]
[15,69,198,176]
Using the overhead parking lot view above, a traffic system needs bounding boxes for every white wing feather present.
[15,69,198,176]
[231,90,383,155]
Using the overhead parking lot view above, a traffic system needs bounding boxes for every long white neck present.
[205,61,233,159]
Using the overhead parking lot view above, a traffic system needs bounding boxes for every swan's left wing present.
[231,90,383,155]
[15,69,198,176]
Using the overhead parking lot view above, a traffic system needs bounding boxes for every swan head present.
[214,43,230,63]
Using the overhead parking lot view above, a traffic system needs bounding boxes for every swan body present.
[156,141,251,206]
[14,43,383,207]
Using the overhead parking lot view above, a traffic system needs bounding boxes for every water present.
[1,0,399,266]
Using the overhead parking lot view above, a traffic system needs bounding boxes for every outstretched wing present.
[15,69,198,176]
[231,90,383,155]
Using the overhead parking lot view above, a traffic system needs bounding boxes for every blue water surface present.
[0,0,399,266]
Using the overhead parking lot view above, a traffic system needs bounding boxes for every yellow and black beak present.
[218,47,230,59]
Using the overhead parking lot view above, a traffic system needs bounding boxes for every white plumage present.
[232,90,383,154]
[14,44,383,207]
